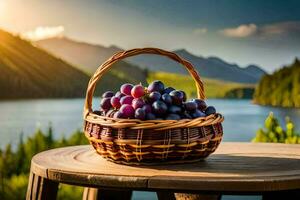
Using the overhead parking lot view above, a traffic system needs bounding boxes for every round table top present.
[31,142,300,193]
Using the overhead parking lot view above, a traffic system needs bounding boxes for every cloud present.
[193,28,207,35]
[220,21,300,39]
[220,24,257,38]
[21,26,65,41]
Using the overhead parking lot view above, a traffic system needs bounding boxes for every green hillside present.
[0,30,147,99]
[147,71,253,98]
[254,59,300,107]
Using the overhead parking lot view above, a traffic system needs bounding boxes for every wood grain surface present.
[31,142,300,193]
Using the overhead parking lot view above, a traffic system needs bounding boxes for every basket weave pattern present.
[83,48,224,165]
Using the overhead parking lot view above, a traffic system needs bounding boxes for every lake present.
[1,98,299,148]
[1,98,299,200]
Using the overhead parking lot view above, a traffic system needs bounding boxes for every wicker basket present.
[83,48,224,165]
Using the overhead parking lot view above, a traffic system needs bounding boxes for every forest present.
[254,59,300,108]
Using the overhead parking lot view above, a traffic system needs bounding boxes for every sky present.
[1,0,300,72]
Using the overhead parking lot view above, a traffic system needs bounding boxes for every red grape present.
[110,96,121,109]
[120,104,135,118]
[113,111,124,119]
[120,95,133,105]
[131,85,145,98]
[120,83,133,95]
[132,98,145,109]
[115,91,125,99]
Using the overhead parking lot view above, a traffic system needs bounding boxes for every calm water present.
[1,98,299,148]
[1,98,299,200]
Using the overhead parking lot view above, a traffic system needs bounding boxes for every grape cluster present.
[99,81,217,120]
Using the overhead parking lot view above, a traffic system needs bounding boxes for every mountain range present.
[36,37,266,83]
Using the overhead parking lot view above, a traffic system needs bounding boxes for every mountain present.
[35,37,147,85]
[254,58,300,108]
[36,37,265,84]
[0,30,143,99]
[128,49,266,84]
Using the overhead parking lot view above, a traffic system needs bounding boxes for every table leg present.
[26,172,59,200]
[156,191,221,200]
[83,187,132,200]
[262,190,300,200]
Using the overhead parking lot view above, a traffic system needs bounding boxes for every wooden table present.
[26,142,300,200]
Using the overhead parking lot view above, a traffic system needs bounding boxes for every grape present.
[169,90,184,105]
[205,106,216,116]
[179,90,187,102]
[120,83,133,95]
[120,95,133,105]
[110,96,121,109]
[190,109,206,118]
[102,91,114,98]
[115,91,125,99]
[113,111,124,119]
[184,101,197,111]
[142,104,152,113]
[162,93,172,105]
[168,105,182,114]
[145,113,156,120]
[131,85,145,98]
[120,104,135,118]
[132,98,145,109]
[148,91,161,103]
[152,100,168,116]
[192,99,207,111]
[181,112,192,119]
[100,97,112,110]
[135,108,146,120]
[163,87,175,94]
[147,80,164,93]
[165,114,181,120]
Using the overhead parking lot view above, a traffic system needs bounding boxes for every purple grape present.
[132,98,145,109]
[152,100,168,116]
[135,108,146,120]
[100,97,112,110]
[205,106,216,116]
[120,95,134,105]
[179,90,187,102]
[165,114,181,120]
[120,104,135,118]
[120,83,133,95]
[163,87,175,94]
[181,112,192,119]
[148,91,161,103]
[147,80,165,93]
[146,113,156,120]
[110,96,121,109]
[131,85,145,98]
[162,93,172,105]
[190,109,206,118]
[168,105,182,114]
[102,91,114,98]
[192,99,207,111]
[169,90,184,105]
[115,91,125,99]
[142,104,152,113]
[184,101,197,111]
[113,111,124,119]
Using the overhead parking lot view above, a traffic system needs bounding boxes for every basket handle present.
[84,47,205,118]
